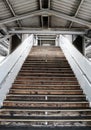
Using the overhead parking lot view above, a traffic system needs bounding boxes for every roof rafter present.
[69,0,84,28]
[3,0,22,27]
[0,9,91,28]
[0,10,47,25]
[48,9,91,28]
[9,30,85,35]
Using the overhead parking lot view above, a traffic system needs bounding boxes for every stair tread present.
[16,76,77,78]
[15,79,78,84]
[2,106,90,110]
[8,93,84,95]
[16,76,78,79]
[7,94,85,97]
[13,84,80,86]
[4,100,88,103]
[1,107,91,112]
[10,89,82,91]
[0,115,91,121]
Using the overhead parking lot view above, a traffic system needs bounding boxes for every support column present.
[55,35,59,46]
[34,35,38,46]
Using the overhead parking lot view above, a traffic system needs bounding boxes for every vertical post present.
[40,38,41,46]
[83,36,86,56]
[8,36,12,54]
[36,35,38,46]
[34,35,38,46]
[55,35,59,46]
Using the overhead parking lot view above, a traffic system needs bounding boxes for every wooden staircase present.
[0,46,91,129]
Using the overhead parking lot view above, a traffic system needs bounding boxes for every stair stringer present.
[59,35,91,106]
[0,34,34,107]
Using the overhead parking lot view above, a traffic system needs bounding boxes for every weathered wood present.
[0,46,91,127]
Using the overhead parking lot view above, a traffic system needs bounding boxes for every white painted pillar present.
[55,35,59,46]
[34,35,38,46]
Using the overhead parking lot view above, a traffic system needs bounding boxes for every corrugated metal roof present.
[0,0,91,29]
[9,0,39,15]
[5,22,17,28]
[51,16,68,28]
[0,1,11,20]
[72,22,87,28]
[51,0,79,16]
[21,16,40,27]
[77,0,91,22]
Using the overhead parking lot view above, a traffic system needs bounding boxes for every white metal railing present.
[59,35,91,104]
[0,34,33,106]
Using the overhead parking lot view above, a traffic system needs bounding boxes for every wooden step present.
[1,111,91,117]
[12,84,80,90]
[7,94,86,97]
[1,106,90,110]
[13,81,79,85]
[22,62,69,64]
[18,73,75,77]
[19,70,73,73]
[18,72,75,77]
[3,100,89,108]
[9,89,83,95]
[1,106,91,118]
[25,58,67,61]
[0,115,91,122]
[12,86,80,90]
[6,95,86,102]
[1,108,91,119]
[16,76,78,81]
[21,67,72,70]
[22,65,70,68]
[6,94,86,101]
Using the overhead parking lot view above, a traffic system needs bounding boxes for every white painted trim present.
[0,34,33,107]
[59,35,91,104]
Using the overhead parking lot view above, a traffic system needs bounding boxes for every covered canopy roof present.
[0,0,91,31]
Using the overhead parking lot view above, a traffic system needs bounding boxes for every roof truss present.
[69,0,85,28]
[0,9,91,28]
[9,29,85,35]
